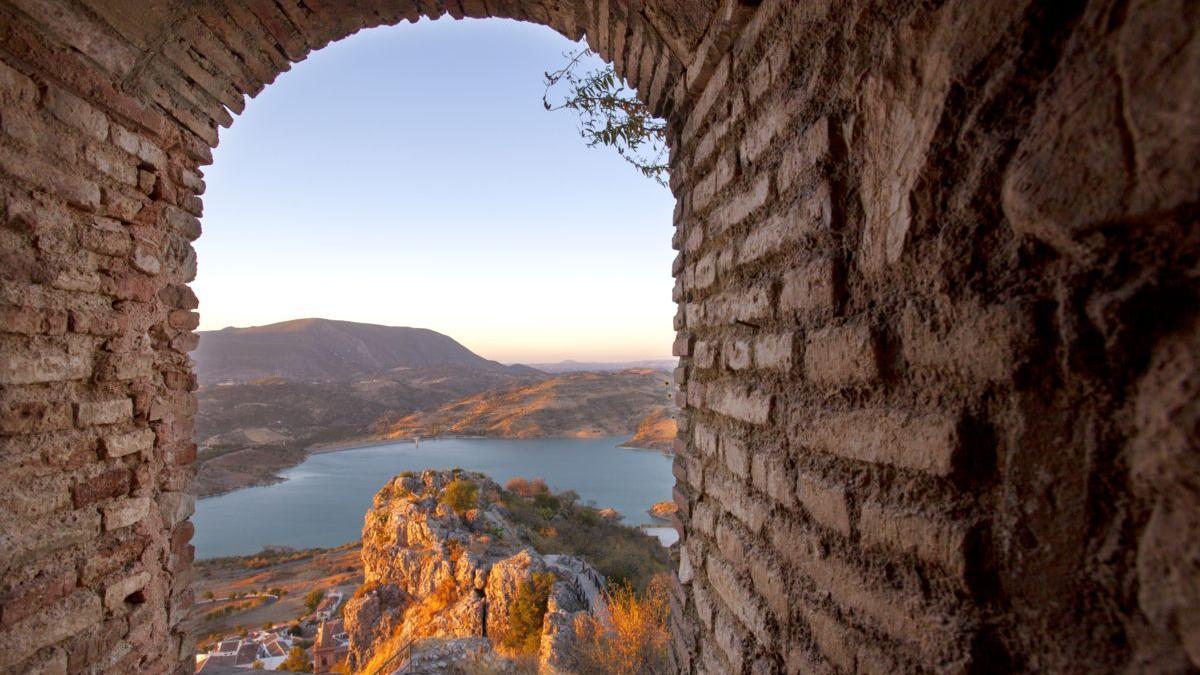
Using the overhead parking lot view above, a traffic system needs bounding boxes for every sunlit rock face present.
[342,470,600,672]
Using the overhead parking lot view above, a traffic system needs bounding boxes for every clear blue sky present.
[194,18,676,363]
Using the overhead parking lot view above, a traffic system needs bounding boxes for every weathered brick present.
[0,568,76,628]
[901,302,1033,382]
[0,59,37,105]
[705,284,774,325]
[707,381,772,425]
[716,519,750,569]
[694,579,715,628]
[678,542,696,584]
[131,244,161,275]
[805,324,880,385]
[723,338,751,370]
[748,552,788,623]
[713,608,748,671]
[740,102,790,165]
[158,491,194,529]
[798,474,851,536]
[0,144,99,212]
[796,553,957,650]
[751,451,795,507]
[75,399,133,427]
[672,332,693,357]
[706,557,770,644]
[694,251,717,289]
[692,501,718,536]
[0,509,99,584]
[101,428,154,458]
[80,535,149,586]
[706,471,770,533]
[0,590,102,671]
[802,606,857,672]
[71,468,131,508]
[94,353,153,381]
[779,258,839,316]
[722,435,750,478]
[103,570,150,611]
[167,309,198,330]
[694,422,719,456]
[0,348,91,385]
[778,117,831,191]
[753,332,795,371]
[0,400,72,434]
[0,471,71,519]
[794,409,960,476]
[0,305,46,334]
[859,502,968,578]
[80,218,131,256]
[768,515,824,568]
[710,174,770,235]
[694,340,717,369]
[100,496,152,531]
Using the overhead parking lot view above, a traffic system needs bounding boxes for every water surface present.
[193,436,674,558]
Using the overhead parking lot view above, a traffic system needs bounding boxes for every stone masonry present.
[0,0,1197,673]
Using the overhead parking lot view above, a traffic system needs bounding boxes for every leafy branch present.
[544,48,669,187]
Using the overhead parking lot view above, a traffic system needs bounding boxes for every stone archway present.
[1,1,1197,674]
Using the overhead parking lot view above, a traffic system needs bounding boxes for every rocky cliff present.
[342,470,606,673]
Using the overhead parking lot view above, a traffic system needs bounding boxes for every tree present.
[544,48,669,186]
[501,571,557,654]
[280,645,312,673]
[505,477,530,497]
[304,589,324,613]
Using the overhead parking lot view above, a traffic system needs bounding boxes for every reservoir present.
[193,436,676,558]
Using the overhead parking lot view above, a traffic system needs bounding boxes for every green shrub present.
[441,479,479,515]
[304,589,324,613]
[499,483,667,591]
[502,572,557,654]
[532,491,560,511]
[280,645,312,672]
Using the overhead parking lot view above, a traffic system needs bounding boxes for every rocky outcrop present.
[342,470,604,673]
[648,501,679,520]
[620,407,678,452]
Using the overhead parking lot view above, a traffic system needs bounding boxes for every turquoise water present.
[192,437,675,559]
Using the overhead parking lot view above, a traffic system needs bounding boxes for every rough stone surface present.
[341,470,603,673]
[0,1,1196,673]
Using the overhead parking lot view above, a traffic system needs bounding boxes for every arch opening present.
[185,15,681,673]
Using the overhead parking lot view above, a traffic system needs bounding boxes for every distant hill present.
[523,359,676,373]
[382,370,674,443]
[191,319,674,497]
[194,318,536,384]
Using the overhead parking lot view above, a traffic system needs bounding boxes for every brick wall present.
[0,1,1196,673]
[665,0,1200,672]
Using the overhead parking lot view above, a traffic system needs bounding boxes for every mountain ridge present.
[193,318,535,384]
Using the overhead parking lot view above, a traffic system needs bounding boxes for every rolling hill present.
[193,318,534,384]
[382,369,675,441]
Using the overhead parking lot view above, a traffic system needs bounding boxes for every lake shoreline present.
[198,432,672,501]
[194,436,676,559]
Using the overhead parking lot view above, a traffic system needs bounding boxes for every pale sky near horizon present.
[194,18,676,364]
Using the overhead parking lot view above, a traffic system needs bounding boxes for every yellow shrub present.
[575,573,671,675]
